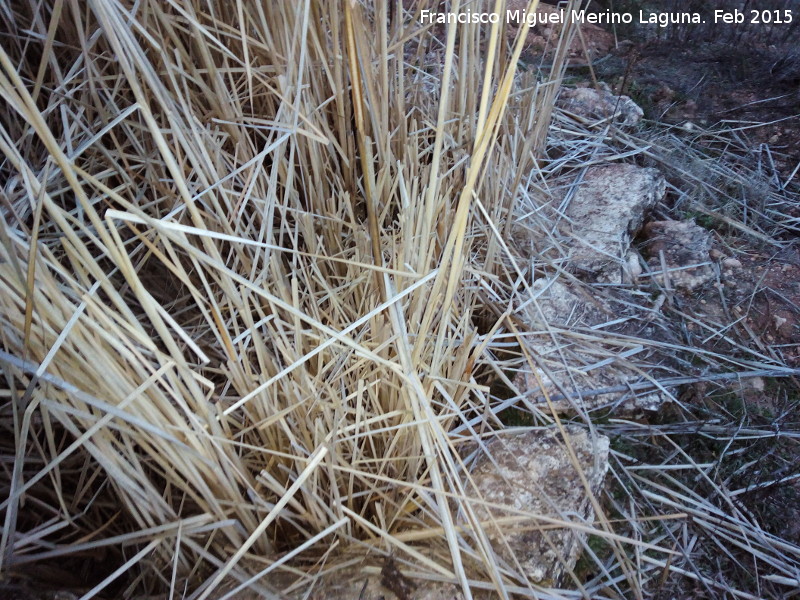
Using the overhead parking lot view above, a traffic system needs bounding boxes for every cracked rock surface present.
[514,278,670,412]
[467,426,610,585]
[558,84,644,127]
[642,219,715,291]
[565,164,666,281]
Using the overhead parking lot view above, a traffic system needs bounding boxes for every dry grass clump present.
[0,0,593,597]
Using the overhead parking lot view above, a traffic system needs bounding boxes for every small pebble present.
[722,258,742,269]
[625,252,642,281]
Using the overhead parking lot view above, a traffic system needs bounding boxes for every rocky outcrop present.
[510,160,671,411]
[564,164,666,281]
[467,426,609,584]
[558,84,645,127]
[642,219,715,291]
[514,278,670,411]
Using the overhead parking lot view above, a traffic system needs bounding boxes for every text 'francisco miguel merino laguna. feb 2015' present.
[420,8,794,28]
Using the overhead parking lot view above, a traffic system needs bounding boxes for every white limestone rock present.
[642,219,715,291]
[514,278,670,412]
[558,84,644,127]
[467,426,609,584]
[565,164,665,281]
